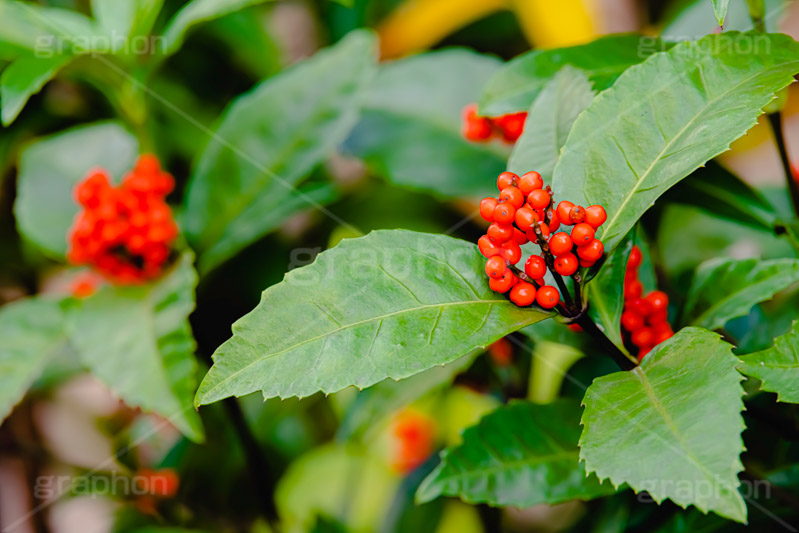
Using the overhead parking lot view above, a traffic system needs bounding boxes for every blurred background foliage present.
[1,0,799,532]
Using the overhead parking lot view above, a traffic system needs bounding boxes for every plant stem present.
[768,112,799,217]
[572,272,583,311]
[575,312,638,370]
[530,222,576,316]
[747,0,766,31]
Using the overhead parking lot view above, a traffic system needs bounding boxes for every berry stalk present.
[768,112,799,218]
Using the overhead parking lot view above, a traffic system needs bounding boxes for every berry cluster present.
[67,155,178,285]
[478,171,607,311]
[462,103,527,143]
[620,246,674,360]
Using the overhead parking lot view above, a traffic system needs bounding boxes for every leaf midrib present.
[198,298,515,402]
[598,54,799,247]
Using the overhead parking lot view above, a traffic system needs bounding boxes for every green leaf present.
[552,31,799,257]
[1,53,71,125]
[195,230,553,406]
[507,66,594,181]
[15,122,138,258]
[580,327,746,522]
[480,34,668,116]
[160,0,273,55]
[183,30,376,273]
[683,257,799,331]
[91,0,164,45]
[662,163,777,230]
[344,48,505,199]
[67,254,204,442]
[738,321,799,403]
[0,0,100,53]
[587,235,633,354]
[712,0,729,26]
[417,399,615,506]
[0,297,66,424]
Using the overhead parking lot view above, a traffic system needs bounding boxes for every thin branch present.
[768,112,799,218]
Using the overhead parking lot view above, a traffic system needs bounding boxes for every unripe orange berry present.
[509,281,536,306]
[554,253,578,276]
[525,255,547,279]
[584,205,607,228]
[487,223,513,243]
[556,201,574,226]
[518,171,543,194]
[493,203,515,224]
[499,187,525,208]
[527,189,551,210]
[485,256,507,280]
[500,240,522,264]
[549,232,573,256]
[478,235,501,258]
[479,198,498,222]
[536,285,560,309]
[514,206,538,231]
[497,171,518,191]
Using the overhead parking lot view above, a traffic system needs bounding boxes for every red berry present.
[488,338,514,366]
[576,238,604,262]
[487,223,513,243]
[645,290,669,312]
[496,112,526,143]
[499,187,525,208]
[493,203,515,224]
[571,223,595,246]
[621,310,645,331]
[509,281,536,306]
[518,171,543,194]
[536,285,560,309]
[628,246,642,269]
[525,255,547,279]
[500,240,522,264]
[556,201,574,226]
[479,198,498,222]
[547,211,560,232]
[462,104,493,141]
[497,171,518,191]
[647,309,669,326]
[478,235,501,258]
[579,258,596,268]
[485,256,507,280]
[490,269,516,293]
[638,346,651,361]
[631,327,653,348]
[570,206,586,224]
[554,253,578,276]
[625,280,643,300]
[527,189,551,210]
[549,232,573,256]
[512,228,529,245]
[628,297,653,317]
[514,206,538,231]
[584,205,607,228]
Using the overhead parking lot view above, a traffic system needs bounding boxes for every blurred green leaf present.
[1,53,70,125]
[0,296,66,424]
[662,0,783,40]
[552,32,799,257]
[67,253,204,442]
[15,121,139,258]
[0,0,100,52]
[738,321,799,403]
[417,399,615,506]
[580,328,746,522]
[276,443,397,533]
[480,34,667,116]
[682,257,799,330]
[345,48,504,199]
[587,234,633,355]
[661,163,777,230]
[91,0,164,46]
[711,0,729,26]
[507,66,594,182]
[183,30,376,273]
[195,230,553,406]
[160,0,274,55]
[338,353,476,442]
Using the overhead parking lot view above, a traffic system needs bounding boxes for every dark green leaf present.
[15,122,139,258]
[480,34,668,116]
[1,53,71,125]
[587,234,633,354]
[552,32,799,256]
[712,0,729,26]
[344,48,505,199]
[67,254,204,442]
[183,30,376,273]
[580,327,746,522]
[682,257,799,330]
[661,163,776,230]
[738,320,799,403]
[195,230,553,406]
[417,399,615,506]
[0,297,66,424]
[160,0,273,55]
[507,66,594,181]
